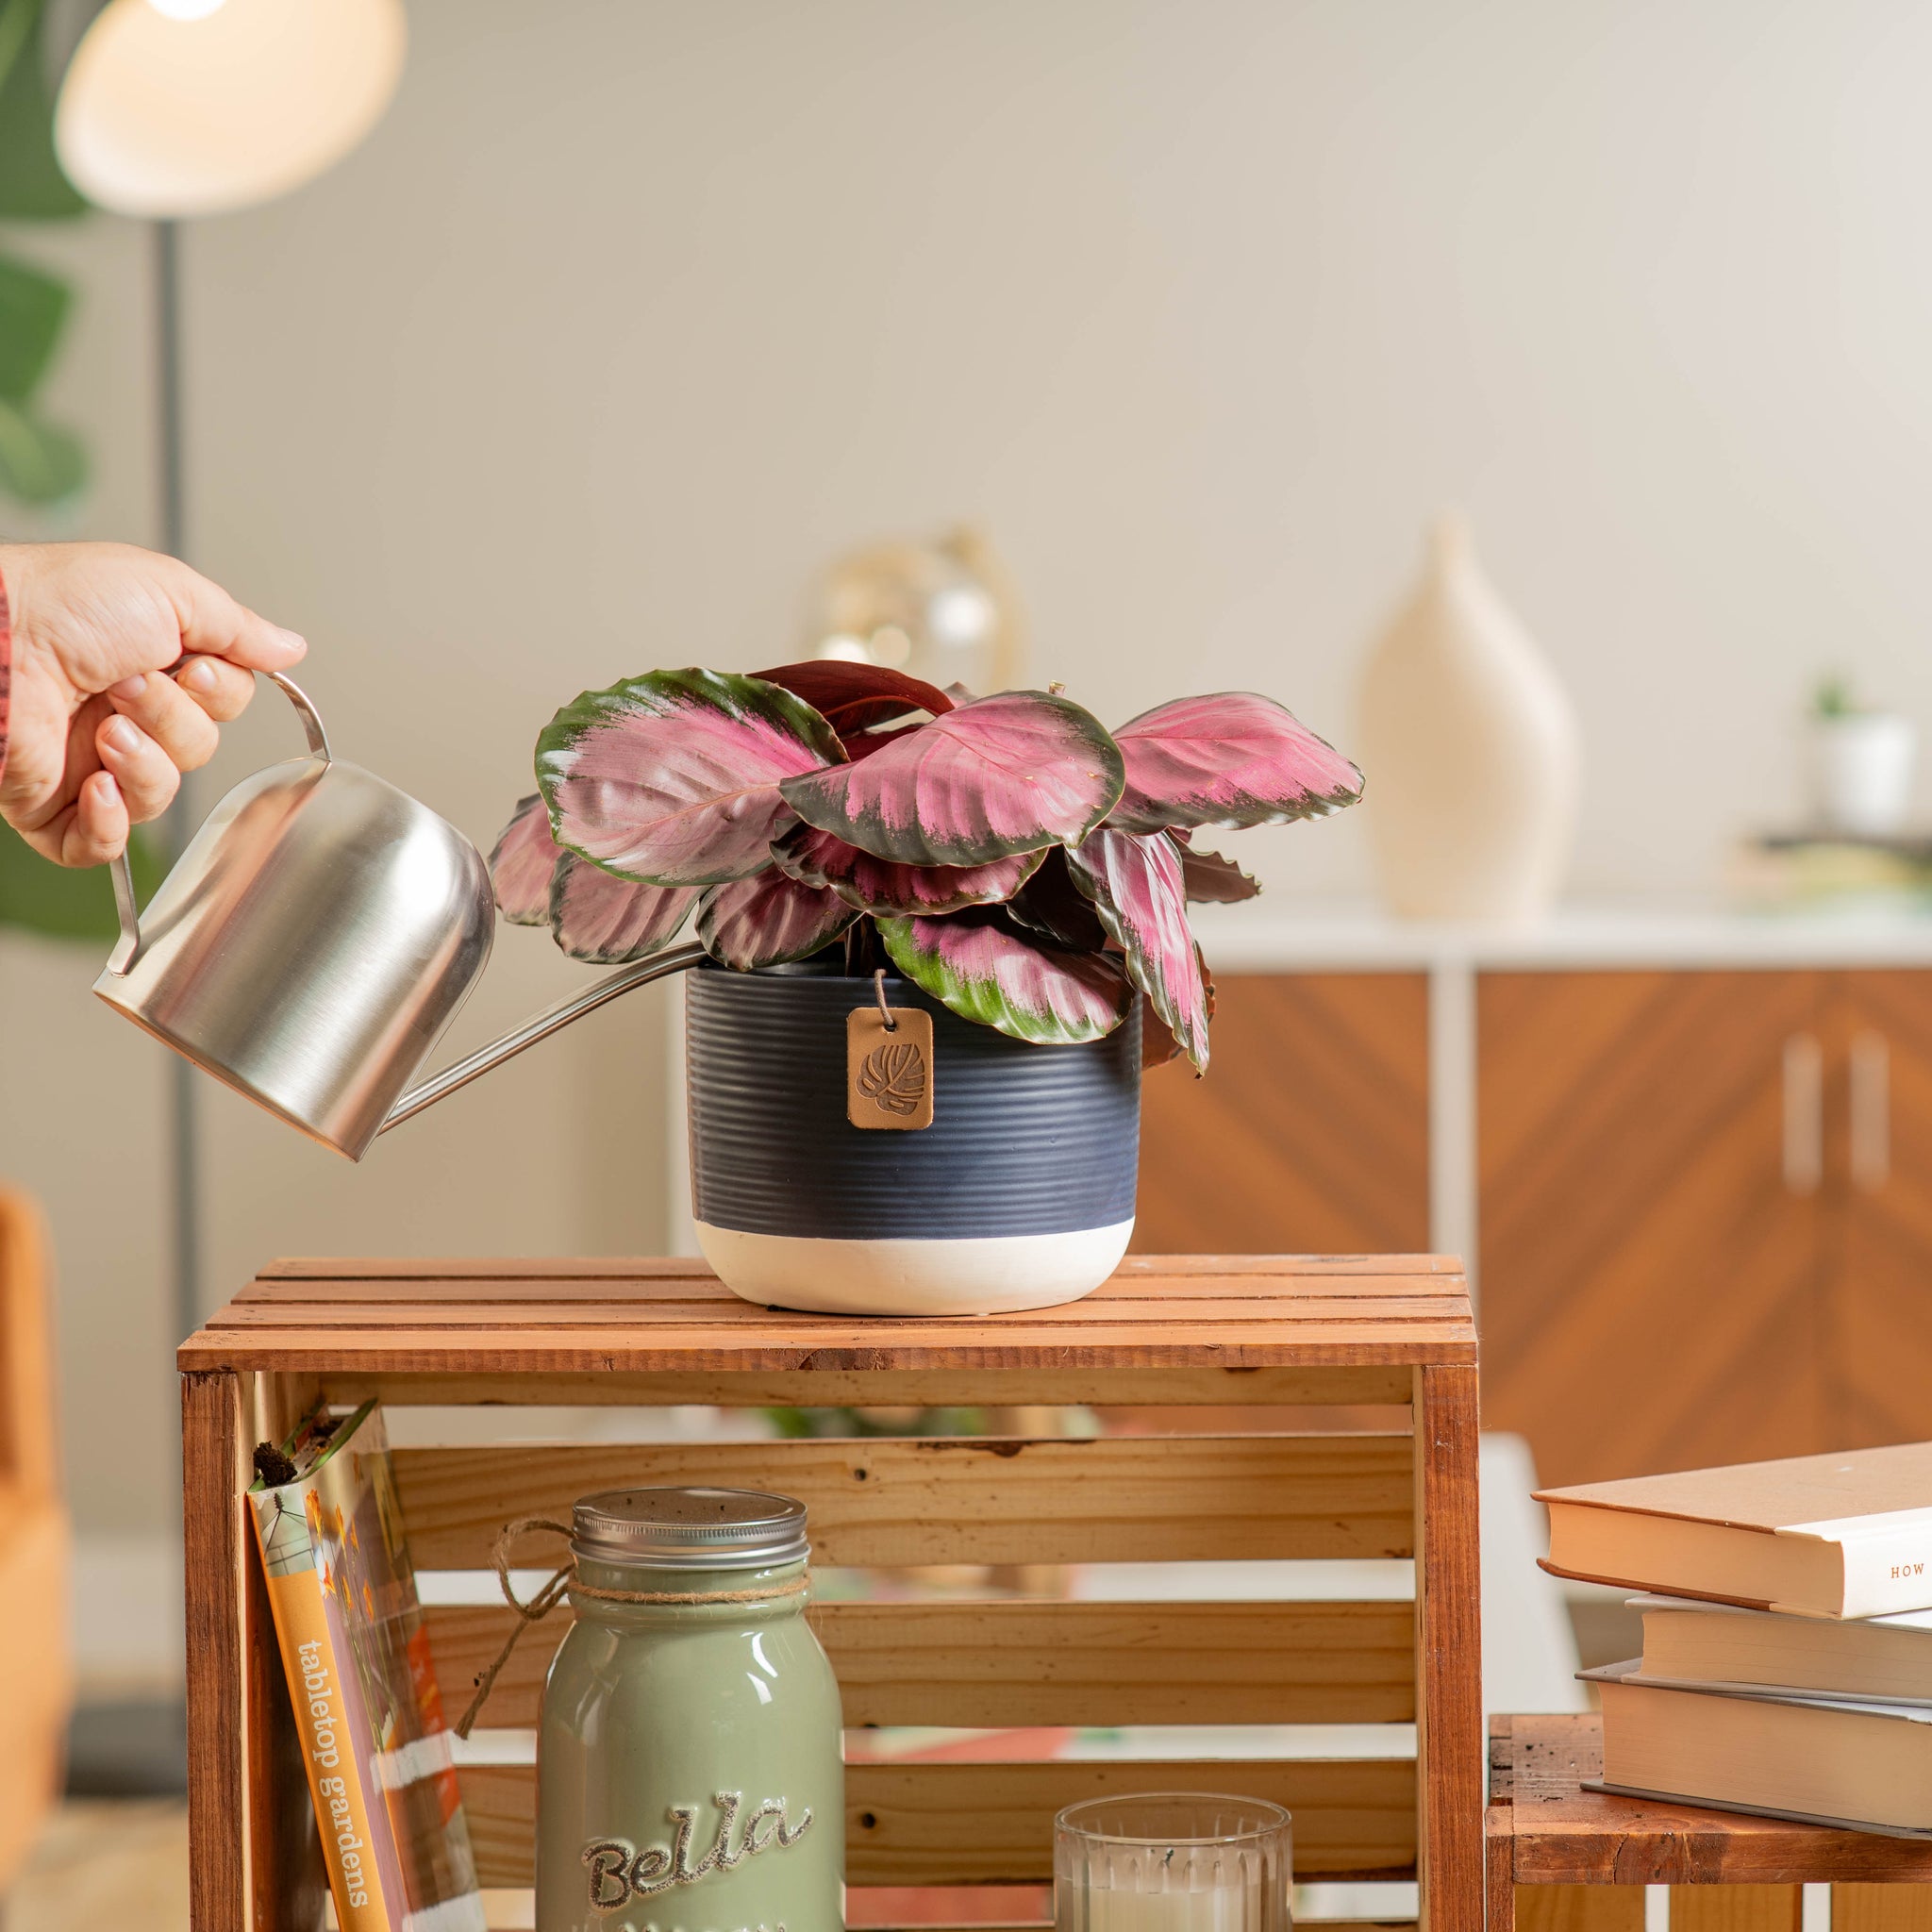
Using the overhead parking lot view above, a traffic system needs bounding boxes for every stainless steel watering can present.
[93,673,701,1159]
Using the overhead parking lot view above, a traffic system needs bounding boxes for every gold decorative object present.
[802,523,1026,694]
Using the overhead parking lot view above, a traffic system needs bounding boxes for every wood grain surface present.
[1135,974,1431,1255]
[457,1755,1420,1886]
[180,1258,1479,1932]
[393,1431,1415,1568]
[183,1254,1474,1377]
[1488,1713,1932,1883]
[1829,972,1932,1449]
[425,1596,1418,1729]
[1479,971,1828,1487]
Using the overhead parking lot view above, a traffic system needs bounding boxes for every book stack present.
[1537,1441,1932,1838]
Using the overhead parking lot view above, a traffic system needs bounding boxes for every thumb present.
[171,566,308,673]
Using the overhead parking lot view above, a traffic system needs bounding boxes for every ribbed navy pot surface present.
[686,961,1141,1241]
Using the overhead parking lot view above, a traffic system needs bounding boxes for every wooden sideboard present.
[1138,912,1932,1488]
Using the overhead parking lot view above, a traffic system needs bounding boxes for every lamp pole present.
[155,216,200,1354]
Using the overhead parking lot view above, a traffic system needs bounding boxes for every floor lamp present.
[55,0,406,1353]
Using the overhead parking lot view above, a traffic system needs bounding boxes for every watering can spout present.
[374,941,706,1140]
[92,670,706,1160]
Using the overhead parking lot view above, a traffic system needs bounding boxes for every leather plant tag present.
[847,1008,934,1130]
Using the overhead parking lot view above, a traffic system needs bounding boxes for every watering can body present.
[92,675,699,1159]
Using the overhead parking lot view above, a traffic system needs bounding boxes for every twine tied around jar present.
[453,1515,812,1739]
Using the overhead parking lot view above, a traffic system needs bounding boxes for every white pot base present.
[694,1220,1136,1317]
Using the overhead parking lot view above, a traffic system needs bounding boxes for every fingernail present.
[269,626,307,658]
[181,658,220,692]
[104,717,142,757]
[95,773,122,808]
[110,674,147,700]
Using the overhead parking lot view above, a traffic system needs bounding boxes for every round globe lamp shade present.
[56,0,406,218]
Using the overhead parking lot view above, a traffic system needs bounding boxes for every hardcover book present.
[1586,1660,1932,1838]
[1628,1592,1932,1705]
[249,1401,486,1932]
[1536,1441,1932,1618]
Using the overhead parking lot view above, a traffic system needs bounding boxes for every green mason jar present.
[535,1488,843,1932]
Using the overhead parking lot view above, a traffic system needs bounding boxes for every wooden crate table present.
[178,1253,1481,1932]
[1488,1714,1932,1932]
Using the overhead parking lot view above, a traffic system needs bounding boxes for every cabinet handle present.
[1783,1032,1824,1194]
[1851,1029,1890,1193]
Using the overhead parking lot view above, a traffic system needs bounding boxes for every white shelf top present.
[1189,901,1932,973]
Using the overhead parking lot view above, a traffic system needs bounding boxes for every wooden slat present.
[1415,1364,1482,1932]
[216,1294,1467,1329]
[425,1597,1417,1729]
[183,1372,246,1932]
[255,1253,1464,1284]
[317,1363,1419,1407]
[1515,1891,1644,1932]
[394,1433,1415,1569]
[1671,1889,1803,1932]
[458,1757,1419,1886]
[184,1255,1475,1377]
[182,1320,1475,1374]
[1833,1889,1932,1932]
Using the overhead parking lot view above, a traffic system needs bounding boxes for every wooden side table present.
[1488,1714,1932,1932]
[178,1253,1482,1932]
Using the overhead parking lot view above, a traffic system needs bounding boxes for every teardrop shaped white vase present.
[1357,517,1581,924]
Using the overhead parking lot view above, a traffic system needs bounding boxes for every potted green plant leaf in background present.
[0,0,163,941]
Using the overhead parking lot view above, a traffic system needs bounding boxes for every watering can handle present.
[377,941,708,1136]
[104,670,333,976]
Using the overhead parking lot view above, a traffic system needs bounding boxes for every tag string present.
[873,968,896,1031]
[453,1516,810,1739]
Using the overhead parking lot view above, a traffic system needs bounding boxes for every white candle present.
[1076,1874,1257,1930]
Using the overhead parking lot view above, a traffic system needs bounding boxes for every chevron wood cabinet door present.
[1134,972,1430,1255]
[1478,970,1830,1488]
[1827,971,1932,1449]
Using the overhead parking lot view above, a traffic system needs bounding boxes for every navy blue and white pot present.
[686,959,1141,1317]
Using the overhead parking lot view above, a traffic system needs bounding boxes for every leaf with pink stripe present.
[876,908,1134,1045]
[696,872,857,971]
[771,820,1043,916]
[549,854,696,963]
[779,690,1124,868]
[1108,692,1361,835]
[538,668,845,886]
[488,794,558,925]
[1066,825,1209,1072]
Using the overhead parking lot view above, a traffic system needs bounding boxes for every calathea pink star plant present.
[491,661,1361,1073]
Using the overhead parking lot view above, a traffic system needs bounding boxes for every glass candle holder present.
[1055,1792,1292,1930]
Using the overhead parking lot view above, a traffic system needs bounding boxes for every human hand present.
[0,541,308,865]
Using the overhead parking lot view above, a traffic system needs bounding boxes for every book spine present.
[1836,1524,1932,1620]
[252,1516,395,1932]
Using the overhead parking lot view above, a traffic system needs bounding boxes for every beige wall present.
[8,0,1932,1533]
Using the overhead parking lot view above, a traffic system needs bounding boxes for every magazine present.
[249,1401,486,1932]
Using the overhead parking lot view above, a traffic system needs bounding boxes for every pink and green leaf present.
[753,660,953,737]
[549,854,696,963]
[1108,692,1361,835]
[696,871,858,971]
[537,668,845,887]
[1143,942,1215,1071]
[771,820,1043,916]
[875,908,1134,1045]
[1172,832,1261,904]
[489,793,559,925]
[1065,826,1209,1072]
[779,690,1124,868]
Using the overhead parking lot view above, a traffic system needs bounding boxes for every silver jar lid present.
[570,1487,809,1571]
